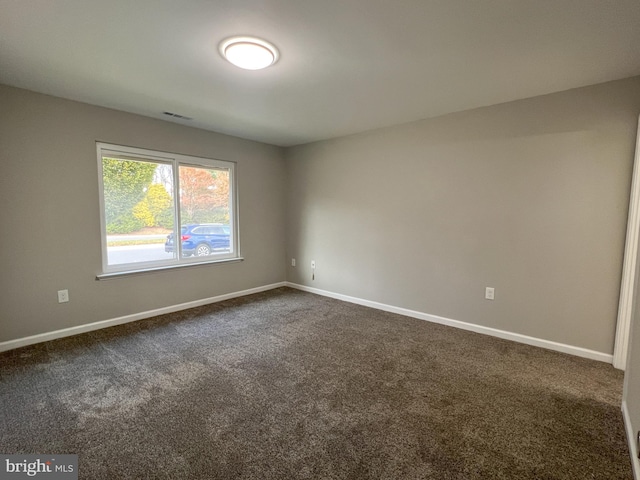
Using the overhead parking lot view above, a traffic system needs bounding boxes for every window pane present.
[101,157,176,266]
[179,165,231,257]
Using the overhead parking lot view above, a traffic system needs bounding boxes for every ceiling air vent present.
[163,111,193,121]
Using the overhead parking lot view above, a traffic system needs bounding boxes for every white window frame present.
[96,142,240,277]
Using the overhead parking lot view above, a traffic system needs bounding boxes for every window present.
[97,143,239,275]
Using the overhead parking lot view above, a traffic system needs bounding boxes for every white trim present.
[2,280,613,363]
[614,116,640,370]
[622,400,640,480]
[286,282,613,364]
[0,282,286,353]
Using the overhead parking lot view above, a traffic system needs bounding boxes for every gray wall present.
[0,84,286,343]
[285,76,640,355]
[3,77,640,355]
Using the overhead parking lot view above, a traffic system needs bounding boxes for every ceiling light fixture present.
[219,36,279,70]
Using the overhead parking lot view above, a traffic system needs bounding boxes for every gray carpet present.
[0,287,632,479]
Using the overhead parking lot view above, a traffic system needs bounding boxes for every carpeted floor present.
[0,287,632,479]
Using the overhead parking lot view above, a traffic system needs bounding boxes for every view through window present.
[97,143,237,274]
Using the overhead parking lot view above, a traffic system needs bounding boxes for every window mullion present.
[173,160,182,261]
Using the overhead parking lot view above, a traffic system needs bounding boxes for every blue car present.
[165,224,230,257]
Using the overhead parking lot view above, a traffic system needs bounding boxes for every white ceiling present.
[1,0,639,147]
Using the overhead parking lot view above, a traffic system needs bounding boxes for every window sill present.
[96,257,244,280]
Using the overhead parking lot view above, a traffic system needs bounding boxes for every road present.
[108,244,230,265]
[108,244,173,265]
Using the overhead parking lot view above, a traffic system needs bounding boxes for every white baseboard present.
[2,280,613,365]
[0,282,286,353]
[623,401,640,480]
[286,282,613,364]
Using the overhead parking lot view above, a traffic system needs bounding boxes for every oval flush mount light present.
[219,36,279,70]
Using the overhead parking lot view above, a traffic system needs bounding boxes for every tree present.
[102,158,156,233]
[133,184,173,228]
[179,167,230,224]
[145,183,173,227]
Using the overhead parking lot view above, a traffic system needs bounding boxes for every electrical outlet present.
[57,289,69,303]
[311,260,316,269]
[485,287,495,300]
[291,258,296,267]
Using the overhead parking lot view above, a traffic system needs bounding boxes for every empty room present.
[3,1,640,479]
